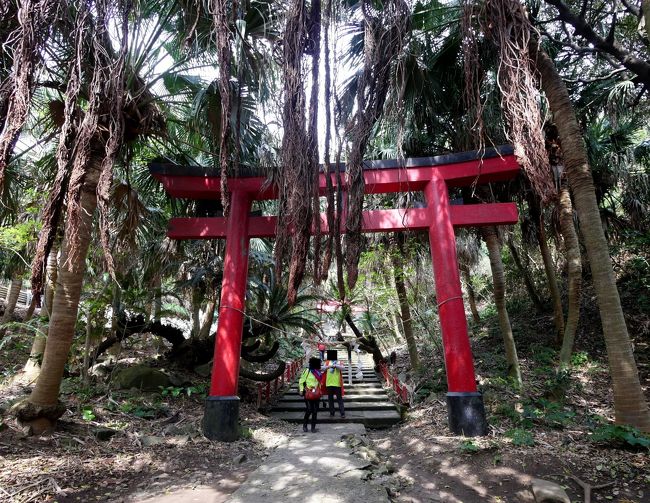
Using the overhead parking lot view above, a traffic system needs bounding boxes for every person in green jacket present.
[299,357,324,433]
[324,349,345,418]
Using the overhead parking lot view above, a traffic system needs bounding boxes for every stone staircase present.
[270,353,401,428]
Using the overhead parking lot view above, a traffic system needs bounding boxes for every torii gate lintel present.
[150,146,520,442]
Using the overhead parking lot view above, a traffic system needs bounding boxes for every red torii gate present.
[150,146,520,441]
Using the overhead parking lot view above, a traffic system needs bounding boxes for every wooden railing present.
[379,362,409,405]
[256,356,305,409]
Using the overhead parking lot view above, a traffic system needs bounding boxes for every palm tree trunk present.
[197,296,217,340]
[44,245,58,318]
[153,275,161,322]
[461,265,481,323]
[14,154,102,431]
[482,226,522,387]
[505,238,545,313]
[22,330,46,381]
[390,243,420,370]
[2,274,23,324]
[108,284,122,357]
[532,44,650,431]
[191,287,201,339]
[558,184,582,369]
[24,295,38,321]
[536,213,565,344]
[81,307,92,385]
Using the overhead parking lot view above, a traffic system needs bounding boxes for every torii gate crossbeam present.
[150,146,520,441]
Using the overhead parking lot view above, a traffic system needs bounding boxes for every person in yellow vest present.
[298,357,325,433]
[324,349,345,418]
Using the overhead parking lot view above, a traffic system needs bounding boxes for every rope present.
[436,295,464,308]
[220,305,301,337]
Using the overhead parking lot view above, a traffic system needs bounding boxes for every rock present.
[194,362,212,378]
[530,478,571,503]
[233,453,247,464]
[356,446,382,464]
[168,372,191,387]
[94,427,119,441]
[164,423,199,437]
[141,435,164,447]
[112,366,171,391]
[89,361,113,378]
[166,435,189,446]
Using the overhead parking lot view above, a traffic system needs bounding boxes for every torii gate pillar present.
[425,174,487,436]
[203,190,252,441]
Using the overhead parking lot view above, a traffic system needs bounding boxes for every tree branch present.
[544,0,650,86]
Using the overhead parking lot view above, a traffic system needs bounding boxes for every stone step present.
[271,409,401,428]
[279,393,389,402]
[287,384,384,393]
[273,400,396,411]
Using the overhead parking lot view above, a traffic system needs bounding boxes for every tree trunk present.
[505,237,545,313]
[482,226,522,387]
[22,330,46,382]
[197,296,217,340]
[153,277,162,320]
[191,287,202,339]
[536,212,565,343]
[108,284,122,357]
[44,245,58,318]
[390,236,420,369]
[14,154,103,431]
[24,295,38,321]
[82,308,92,385]
[2,274,23,324]
[532,44,650,431]
[460,265,481,323]
[558,184,582,369]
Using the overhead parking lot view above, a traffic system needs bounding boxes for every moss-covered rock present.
[112,365,171,391]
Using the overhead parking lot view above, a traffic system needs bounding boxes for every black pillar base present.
[447,391,488,436]
[203,396,240,442]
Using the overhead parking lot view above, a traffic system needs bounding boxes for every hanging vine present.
[481,0,556,203]
[211,0,236,214]
[0,0,58,193]
[30,3,89,296]
[96,0,130,278]
[344,0,409,290]
[275,0,322,305]
[460,0,485,151]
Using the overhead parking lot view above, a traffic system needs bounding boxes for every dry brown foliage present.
[344,0,409,290]
[0,0,58,193]
[462,0,556,204]
[275,0,321,305]
[211,0,235,215]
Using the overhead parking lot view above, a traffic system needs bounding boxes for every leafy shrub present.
[589,424,650,450]
[160,384,207,399]
[81,407,96,421]
[570,351,590,367]
[505,428,535,446]
[458,439,480,453]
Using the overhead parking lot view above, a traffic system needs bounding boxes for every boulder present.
[112,366,171,391]
[530,478,570,503]
[194,362,212,378]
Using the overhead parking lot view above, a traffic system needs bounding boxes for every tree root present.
[242,341,280,363]
[10,398,65,434]
[239,361,286,382]
[570,476,614,503]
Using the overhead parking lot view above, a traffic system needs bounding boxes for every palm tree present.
[531,43,650,431]
[481,225,523,387]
